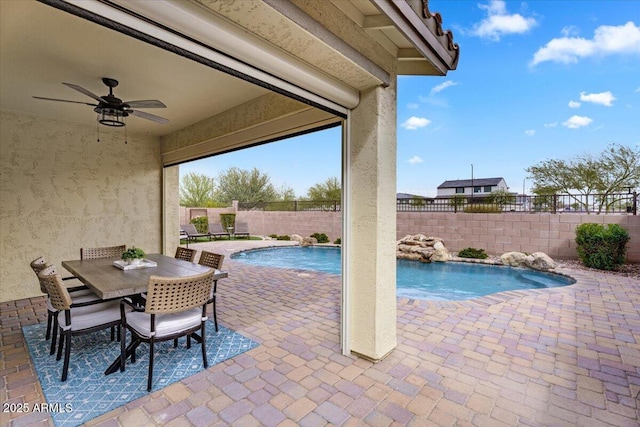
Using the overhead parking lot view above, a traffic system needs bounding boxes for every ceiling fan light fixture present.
[97,108,127,127]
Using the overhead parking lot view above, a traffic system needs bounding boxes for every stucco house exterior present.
[1,0,458,361]
[436,177,508,199]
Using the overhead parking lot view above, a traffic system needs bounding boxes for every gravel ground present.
[556,258,640,281]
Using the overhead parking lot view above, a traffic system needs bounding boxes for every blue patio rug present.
[22,321,259,427]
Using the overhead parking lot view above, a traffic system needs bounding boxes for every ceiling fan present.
[33,77,168,127]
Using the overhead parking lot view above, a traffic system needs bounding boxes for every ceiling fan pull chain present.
[124,119,128,144]
[96,120,100,143]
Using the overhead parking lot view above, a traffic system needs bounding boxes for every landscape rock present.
[525,252,556,271]
[301,236,317,246]
[501,251,556,271]
[397,234,449,263]
[290,234,303,243]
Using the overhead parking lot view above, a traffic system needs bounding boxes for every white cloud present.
[563,115,593,129]
[531,21,640,66]
[407,156,424,165]
[580,91,616,106]
[525,129,536,136]
[568,100,581,108]
[470,0,537,41]
[401,116,431,130]
[544,122,558,128]
[407,103,420,110]
[430,81,458,95]
[561,26,580,38]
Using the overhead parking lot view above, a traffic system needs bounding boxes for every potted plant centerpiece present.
[121,247,146,265]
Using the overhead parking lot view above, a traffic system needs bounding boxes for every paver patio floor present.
[2,240,639,426]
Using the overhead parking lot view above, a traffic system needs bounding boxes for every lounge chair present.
[234,222,250,239]
[208,222,230,240]
[180,224,209,247]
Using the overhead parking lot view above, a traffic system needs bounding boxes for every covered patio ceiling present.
[0,0,271,138]
[1,0,458,144]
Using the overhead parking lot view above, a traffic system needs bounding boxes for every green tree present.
[214,167,279,204]
[180,172,215,207]
[487,189,516,208]
[306,177,341,201]
[526,143,640,214]
[277,185,296,201]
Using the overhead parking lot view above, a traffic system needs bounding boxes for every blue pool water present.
[231,246,575,301]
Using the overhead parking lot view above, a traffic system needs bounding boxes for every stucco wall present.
[0,110,163,303]
[230,210,639,262]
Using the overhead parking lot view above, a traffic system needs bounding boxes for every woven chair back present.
[81,245,126,260]
[174,247,197,262]
[38,265,72,311]
[30,257,50,293]
[198,251,224,270]
[144,270,215,315]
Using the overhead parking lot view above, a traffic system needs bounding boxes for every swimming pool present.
[231,246,575,301]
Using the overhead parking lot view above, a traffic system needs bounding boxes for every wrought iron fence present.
[397,192,638,214]
[238,200,341,212]
[237,192,637,214]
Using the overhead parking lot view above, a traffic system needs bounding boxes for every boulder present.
[301,236,317,246]
[501,251,556,271]
[500,251,528,266]
[525,252,556,271]
[397,234,449,263]
[431,241,451,262]
[290,234,303,243]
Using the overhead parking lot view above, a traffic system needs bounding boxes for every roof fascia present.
[369,0,458,75]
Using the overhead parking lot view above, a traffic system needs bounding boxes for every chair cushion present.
[57,300,125,331]
[126,308,205,339]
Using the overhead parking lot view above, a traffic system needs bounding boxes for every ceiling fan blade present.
[129,109,169,124]
[124,100,166,109]
[33,96,97,106]
[63,82,105,103]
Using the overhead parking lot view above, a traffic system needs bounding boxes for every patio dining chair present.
[30,257,101,355]
[119,270,215,391]
[80,245,126,260]
[37,265,128,382]
[175,246,197,262]
[197,251,225,332]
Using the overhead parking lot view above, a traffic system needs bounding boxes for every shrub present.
[311,233,329,243]
[269,234,278,239]
[277,235,290,241]
[575,223,630,270]
[190,216,208,233]
[464,204,502,213]
[334,238,341,245]
[219,213,236,230]
[457,247,488,259]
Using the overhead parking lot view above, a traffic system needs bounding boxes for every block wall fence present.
[181,207,640,262]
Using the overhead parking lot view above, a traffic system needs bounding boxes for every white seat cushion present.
[57,300,127,331]
[126,308,205,339]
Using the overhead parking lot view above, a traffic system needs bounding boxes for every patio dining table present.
[62,253,228,300]
[61,253,228,375]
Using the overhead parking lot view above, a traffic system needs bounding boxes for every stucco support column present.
[347,76,397,361]
[163,165,180,256]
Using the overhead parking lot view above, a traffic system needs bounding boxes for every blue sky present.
[181,0,640,198]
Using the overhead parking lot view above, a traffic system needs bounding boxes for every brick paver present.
[1,240,638,426]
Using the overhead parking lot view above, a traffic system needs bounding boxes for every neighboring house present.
[436,177,509,198]
[397,192,433,204]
